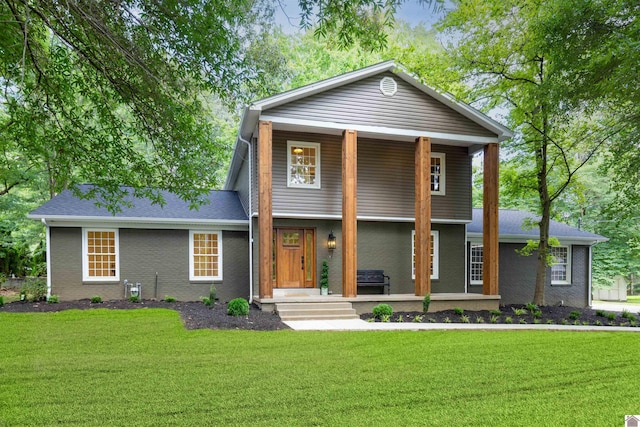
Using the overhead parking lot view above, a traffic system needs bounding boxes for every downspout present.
[41,219,52,299]
[588,245,593,307]
[237,135,254,302]
[464,224,468,294]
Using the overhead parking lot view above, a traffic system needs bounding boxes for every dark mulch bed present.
[361,303,640,327]
[0,299,290,331]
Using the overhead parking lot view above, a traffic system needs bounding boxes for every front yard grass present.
[1,309,638,426]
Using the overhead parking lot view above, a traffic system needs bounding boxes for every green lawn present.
[1,309,638,426]
[626,295,640,303]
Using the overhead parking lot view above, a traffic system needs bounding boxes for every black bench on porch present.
[356,270,390,295]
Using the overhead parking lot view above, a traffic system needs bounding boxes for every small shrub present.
[512,307,527,316]
[546,319,554,325]
[128,296,140,303]
[372,304,393,319]
[532,310,542,319]
[163,295,177,303]
[209,285,217,302]
[595,309,606,317]
[582,321,589,326]
[490,315,499,324]
[200,296,212,307]
[606,312,616,321]
[90,296,102,304]
[0,295,4,307]
[47,295,59,303]
[428,317,436,323]
[367,318,375,323]
[568,310,581,320]
[561,319,568,325]
[413,315,424,323]
[519,318,527,324]
[595,320,602,326]
[227,298,249,316]
[630,320,638,327]
[619,322,629,327]
[533,318,541,324]
[626,313,637,322]
[381,314,391,323]
[525,302,538,312]
[504,316,513,324]
[490,309,502,316]
[395,315,404,323]
[422,294,431,313]
[608,321,617,327]
[20,278,47,302]
[453,307,464,315]
[573,320,580,325]
[621,310,635,321]
[475,316,485,324]
[444,317,451,323]
[460,314,470,323]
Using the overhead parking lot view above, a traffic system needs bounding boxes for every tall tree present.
[437,0,619,305]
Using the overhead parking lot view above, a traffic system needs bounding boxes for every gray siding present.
[233,155,250,216]
[468,243,590,307]
[49,227,248,301]
[266,72,496,137]
[268,130,471,221]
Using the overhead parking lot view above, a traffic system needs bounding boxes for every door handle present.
[301,256,304,270]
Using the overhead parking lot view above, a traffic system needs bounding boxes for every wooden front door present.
[274,228,315,288]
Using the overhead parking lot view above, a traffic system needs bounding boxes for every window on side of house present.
[431,153,446,195]
[470,244,483,284]
[287,141,321,189]
[83,229,119,282]
[412,230,439,280]
[550,245,571,285]
[190,231,223,281]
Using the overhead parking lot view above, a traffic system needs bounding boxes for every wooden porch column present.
[414,136,432,296]
[342,129,357,297]
[483,143,499,295]
[258,121,273,299]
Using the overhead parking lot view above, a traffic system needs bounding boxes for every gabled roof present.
[28,185,248,227]
[225,60,513,189]
[468,208,607,244]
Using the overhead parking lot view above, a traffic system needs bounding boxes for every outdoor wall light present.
[327,231,336,251]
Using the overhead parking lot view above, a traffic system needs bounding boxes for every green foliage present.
[227,298,249,316]
[532,310,542,319]
[209,285,217,302]
[90,296,102,304]
[606,312,617,321]
[20,278,47,302]
[128,296,140,303]
[47,295,59,304]
[200,297,212,307]
[519,319,527,324]
[412,315,424,323]
[595,320,602,326]
[511,307,527,316]
[460,315,470,323]
[475,316,485,324]
[490,315,499,324]
[395,315,404,323]
[380,314,391,323]
[525,303,539,312]
[163,296,177,303]
[372,304,393,319]
[504,316,513,324]
[422,294,431,313]
[568,310,581,320]
[453,307,464,315]
[490,309,502,316]
[0,295,3,307]
[443,317,451,323]
[595,309,606,317]
[320,260,329,289]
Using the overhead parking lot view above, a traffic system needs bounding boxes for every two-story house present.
[29,61,602,312]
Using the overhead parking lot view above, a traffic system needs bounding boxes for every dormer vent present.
[379,76,397,96]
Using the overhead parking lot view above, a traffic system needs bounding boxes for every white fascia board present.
[466,232,607,245]
[261,115,500,145]
[27,215,249,230]
[269,212,470,224]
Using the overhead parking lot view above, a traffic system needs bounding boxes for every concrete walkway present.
[284,301,640,331]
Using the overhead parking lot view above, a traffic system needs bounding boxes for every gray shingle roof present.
[29,185,248,223]
[469,208,606,243]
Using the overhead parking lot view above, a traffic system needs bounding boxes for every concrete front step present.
[276,301,359,321]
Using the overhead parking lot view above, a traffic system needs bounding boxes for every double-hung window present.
[431,153,446,195]
[470,244,483,284]
[412,230,439,280]
[83,229,119,282]
[190,231,223,281]
[287,141,321,188]
[550,245,571,285]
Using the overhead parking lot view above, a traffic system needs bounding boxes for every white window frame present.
[412,230,439,280]
[189,230,223,281]
[431,153,446,196]
[287,141,321,189]
[82,228,120,282]
[470,244,483,285]
[550,245,571,285]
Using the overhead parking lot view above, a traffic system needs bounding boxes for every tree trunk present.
[533,115,550,306]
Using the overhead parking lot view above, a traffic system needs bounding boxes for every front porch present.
[254,290,501,315]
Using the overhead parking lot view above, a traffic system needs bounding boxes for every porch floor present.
[254,292,501,315]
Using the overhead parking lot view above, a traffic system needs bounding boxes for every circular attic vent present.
[379,76,398,96]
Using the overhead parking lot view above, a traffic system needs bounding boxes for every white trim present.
[379,76,398,96]
[27,214,247,227]
[43,220,52,298]
[588,246,593,306]
[550,245,571,285]
[431,153,446,196]
[286,141,321,189]
[82,228,120,282]
[189,230,223,281]
[261,115,500,145]
[269,212,471,224]
[411,230,439,281]
[467,232,606,245]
